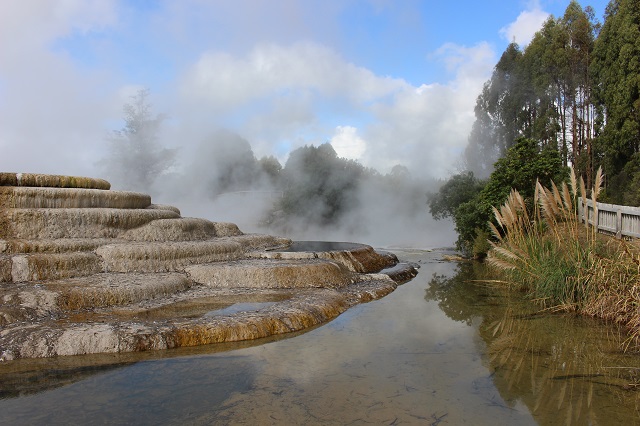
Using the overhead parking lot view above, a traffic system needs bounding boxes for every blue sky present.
[0,0,610,181]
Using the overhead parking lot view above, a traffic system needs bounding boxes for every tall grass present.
[486,167,640,349]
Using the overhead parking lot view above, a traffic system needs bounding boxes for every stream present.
[0,249,639,425]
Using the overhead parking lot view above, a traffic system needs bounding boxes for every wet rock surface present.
[0,173,417,361]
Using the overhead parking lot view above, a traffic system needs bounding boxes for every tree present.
[203,130,259,195]
[591,0,640,193]
[465,42,525,176]
[560,2,598,183]
[520,17,562,148]
[277,143,366,225]
[481,137,566,207]
[104,88,176,192]
[389,164,412,184]
[427,172,484,220]
[438,138,566,255]
[466,2,599,185]
[258,155,282,186]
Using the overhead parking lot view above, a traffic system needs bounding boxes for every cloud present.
[175,41,409,166]
[499,1,549,46]
[330,126,367,160]
[179,41,408,110]
[0,0,119,176]
[361,42,495,178]
[0,0,116,57]
[0,0,496,186]
[175,40,495,179]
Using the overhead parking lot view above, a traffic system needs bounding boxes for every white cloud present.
[175,42,410,168]
[0,0,119,176]
[361,42,495,178]
[175,40,495,179]
[499,1,549,46]
[0,0,116,65]
[0,0,497,185]
[179,42,408,111]
[330,126,367,160]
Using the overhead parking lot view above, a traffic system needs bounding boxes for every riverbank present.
[486,176,640,351]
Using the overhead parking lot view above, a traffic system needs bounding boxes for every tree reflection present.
[425,259,640,423]
[424,261,496,325]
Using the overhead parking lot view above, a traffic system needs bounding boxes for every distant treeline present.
[103,89,438,241]
[193,136,431,229]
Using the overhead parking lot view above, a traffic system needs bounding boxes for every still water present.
[0,250,639,425]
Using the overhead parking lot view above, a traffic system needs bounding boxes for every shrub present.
[430,137,566,255]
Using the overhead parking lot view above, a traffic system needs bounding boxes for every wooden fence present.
[578,198,640,239]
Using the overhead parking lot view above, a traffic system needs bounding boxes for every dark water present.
[0,250,639,425]
[275,240,365,252]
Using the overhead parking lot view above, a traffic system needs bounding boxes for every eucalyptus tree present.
[520,17,563,149]
[562,2,598,184]
[466,1,598,184]
[465,42,524,176]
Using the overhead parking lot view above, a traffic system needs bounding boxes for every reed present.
[486,167,640,349]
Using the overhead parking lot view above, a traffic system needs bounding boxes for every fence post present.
[616,209,622,239]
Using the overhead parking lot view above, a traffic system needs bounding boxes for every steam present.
[3,1,498,249]
[142,131,456,249]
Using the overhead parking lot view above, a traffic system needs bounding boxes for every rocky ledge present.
[0,173,417,360]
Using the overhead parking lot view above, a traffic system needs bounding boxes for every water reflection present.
[275,241,363,252]
[427,260,640,424]
[425,260,496,324]
[0,251,639,424]
[204,301,279,317]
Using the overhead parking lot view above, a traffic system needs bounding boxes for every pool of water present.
[203,302,280,317]
[274,241,364,252]
[0,250,638,425]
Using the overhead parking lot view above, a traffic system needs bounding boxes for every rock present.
[0,173,417,360]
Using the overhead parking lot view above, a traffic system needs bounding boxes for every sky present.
[0,0,610,181]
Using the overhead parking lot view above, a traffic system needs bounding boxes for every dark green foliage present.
[601,153,640,205]
[450,199,491,255]
[427,172,485,220]
[427,171,486,254]
[482,137,566,204]
[278,143,367,225]
[472,229,491,259]
[437,138,566,255]
[591,0,640,197]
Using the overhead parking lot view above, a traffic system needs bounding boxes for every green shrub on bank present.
[428,137,566,256]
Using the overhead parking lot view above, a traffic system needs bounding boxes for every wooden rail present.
[578,198,640,239]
